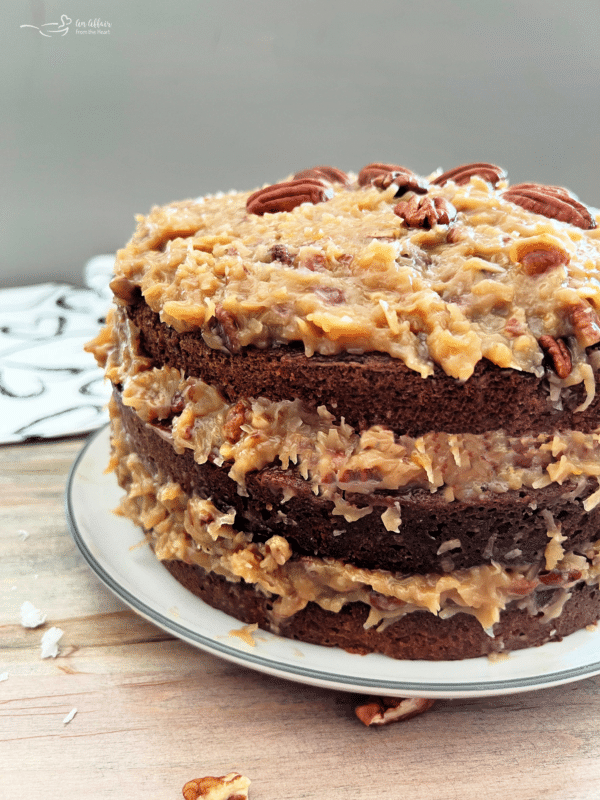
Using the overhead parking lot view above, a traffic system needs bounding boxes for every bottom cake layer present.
[162,557,600,661]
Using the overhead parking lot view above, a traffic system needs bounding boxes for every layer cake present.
[87,161,600,659]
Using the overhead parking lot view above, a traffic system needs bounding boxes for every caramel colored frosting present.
[109,165,600,380]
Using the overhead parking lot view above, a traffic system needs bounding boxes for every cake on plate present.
[87,161,600,660]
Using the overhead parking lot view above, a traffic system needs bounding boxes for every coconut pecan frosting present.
[111,161,600,383]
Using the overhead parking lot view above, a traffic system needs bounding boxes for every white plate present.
[66,425,600,698]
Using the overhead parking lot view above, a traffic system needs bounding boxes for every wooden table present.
[2,436,600,800]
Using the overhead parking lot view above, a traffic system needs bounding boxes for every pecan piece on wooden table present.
[355,696,435,727]
[182,772,250,800]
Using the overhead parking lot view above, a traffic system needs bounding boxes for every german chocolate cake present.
[87,161,600,660]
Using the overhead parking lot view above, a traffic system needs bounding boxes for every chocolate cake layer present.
[162,557,600,660]
[117,392,600,575]
[127,298,600,438]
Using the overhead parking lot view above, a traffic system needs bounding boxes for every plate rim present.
[65,425,600,698]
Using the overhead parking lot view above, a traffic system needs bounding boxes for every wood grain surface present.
[2,437,600,800]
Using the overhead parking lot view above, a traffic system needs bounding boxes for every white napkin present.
[0,255,115,444]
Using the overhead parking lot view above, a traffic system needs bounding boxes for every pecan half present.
[357,162,428,195]
[246,178,332,215]
[293,165,349,184]
[432,162,506,187]
[570,301,600,348]
[210,304,240,353]
[539,335,572,378]
[394,195,457,228]
[502,183,596,230]
[182,773,250,800]
[355,696,435,727]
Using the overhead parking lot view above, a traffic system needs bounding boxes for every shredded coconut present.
[381,502,402,532]
[40,627,64,659]
[542,510,568,570]
[584,478,600,512]
[437,538,462,555]
[20,601,47,629]
[63,708,77,725]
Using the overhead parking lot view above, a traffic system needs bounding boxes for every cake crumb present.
[487,651,510,662]
[20,601,47,629]
[63,708,77,725]
[229,623,258,647]
[40,627,64,659]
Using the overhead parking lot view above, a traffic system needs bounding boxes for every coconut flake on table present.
[20,601,47,628]
[63,708,77,725]
[17,529,30,541]
[0,673,8,682]
[40,627,63,659]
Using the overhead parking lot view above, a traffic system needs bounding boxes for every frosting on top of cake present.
[110,163,600,381]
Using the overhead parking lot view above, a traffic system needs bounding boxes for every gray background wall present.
[3,0,600,288]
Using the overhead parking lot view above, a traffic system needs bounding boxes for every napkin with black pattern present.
[0,255,114,443]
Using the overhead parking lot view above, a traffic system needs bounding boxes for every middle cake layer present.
[115,392,600,577]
